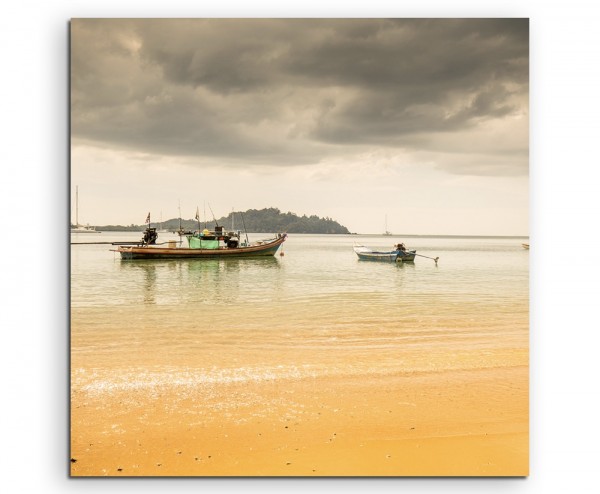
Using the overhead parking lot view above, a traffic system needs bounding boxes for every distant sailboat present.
[383,214,392,236]
[157,211,168,233]
[71,186,99,233]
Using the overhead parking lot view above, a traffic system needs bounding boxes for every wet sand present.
[70,365,528,476]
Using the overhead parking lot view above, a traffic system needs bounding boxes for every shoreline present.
[71,365,528,477]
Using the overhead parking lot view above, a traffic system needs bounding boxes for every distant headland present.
[87,208,351,234]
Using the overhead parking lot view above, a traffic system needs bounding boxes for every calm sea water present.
[71,232,529,393]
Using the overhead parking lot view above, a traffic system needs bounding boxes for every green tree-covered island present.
[94,208,351,234]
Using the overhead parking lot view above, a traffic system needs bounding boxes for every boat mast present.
[195,205,202,249]
[384,214,391,235]
[208,203,220,229]
[178,200,182,235]
[75,185,79,227]
[240,211,250,245]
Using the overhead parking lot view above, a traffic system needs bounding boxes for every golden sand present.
[70,365,528,477]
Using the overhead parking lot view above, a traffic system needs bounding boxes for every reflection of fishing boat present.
[71,186,100,233]
[353,243,416,262]
[115,227,287,260]
[522,243,529,249]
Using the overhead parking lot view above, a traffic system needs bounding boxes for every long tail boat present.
[114,226,286,260]
[353,243,416,262]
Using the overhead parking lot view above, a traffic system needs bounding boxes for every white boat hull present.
[353,244,416,262]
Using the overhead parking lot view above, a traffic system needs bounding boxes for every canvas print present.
[70,18,529,476]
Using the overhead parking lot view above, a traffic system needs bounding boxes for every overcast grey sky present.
[71,18,528,235]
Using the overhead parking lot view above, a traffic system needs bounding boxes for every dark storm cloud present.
[71,18,528,175]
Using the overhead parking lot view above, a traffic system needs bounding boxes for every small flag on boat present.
[195,207,200,221]
[146,212,150,224]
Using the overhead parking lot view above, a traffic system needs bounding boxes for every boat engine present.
[142,227,158,245]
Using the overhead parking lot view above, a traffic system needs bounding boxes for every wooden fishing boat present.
[114,229,287,260]
[353,244,416,262]
[522,243,529,250]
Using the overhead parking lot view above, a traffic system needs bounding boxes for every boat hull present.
[355,251,398,262]
[116,234,286,260]
[397,250,416,262]
[354,245,416,262]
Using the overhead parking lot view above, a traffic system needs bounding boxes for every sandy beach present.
[70,364,528,476]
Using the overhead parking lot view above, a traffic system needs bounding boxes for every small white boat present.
[353,243,416,262]
[71,224,99,234]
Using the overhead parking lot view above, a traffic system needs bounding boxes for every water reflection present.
[118,261,165,305]
[117,257,282,306]
[185,256,280,275]
[184,257,282,306]
[142,263,156,304]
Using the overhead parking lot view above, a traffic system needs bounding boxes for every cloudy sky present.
[71,18,528,235]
